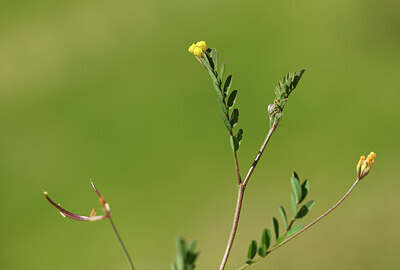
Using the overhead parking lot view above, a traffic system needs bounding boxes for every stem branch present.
[270,178,360,253]
[243,121,278,187]
[236,178,361,270]
[219,120,279,270]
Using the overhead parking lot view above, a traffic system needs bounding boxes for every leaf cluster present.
[268,69,305,122]
[200,49,243,152]
[171,237,199,270]
[245,172,314,265]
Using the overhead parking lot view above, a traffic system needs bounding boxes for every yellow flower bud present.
[358,152,376,179]
[188,43,196,54]
[356,156,366,177]
[193,47,203,57]
[366,152,376,166]
[196,41,207,51]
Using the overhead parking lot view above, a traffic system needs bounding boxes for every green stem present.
[282,217,296,238]
[108,216,135,270]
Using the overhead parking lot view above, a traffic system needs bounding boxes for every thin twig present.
[91,180,135,270]
[236,178,361,270]
[233,150,242,184]
[282,217,296,238]
[108,216,136,270]
[243,120,278,187]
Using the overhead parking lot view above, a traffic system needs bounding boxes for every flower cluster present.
[357,152,376,179]
[188,41,207,57]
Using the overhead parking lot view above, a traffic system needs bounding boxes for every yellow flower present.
[188,40,207,57]
[196,41,207,51]
[188,43,196,54]
[193,47,203,57]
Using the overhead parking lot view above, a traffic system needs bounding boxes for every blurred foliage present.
[0,0,399,269]
[171,238,199,270]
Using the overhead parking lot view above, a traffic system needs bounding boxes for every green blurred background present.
[1,0,399,269]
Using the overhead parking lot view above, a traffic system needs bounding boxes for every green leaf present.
[261,229,271,249]
[299,179,310,203]
[191,252,199,264]
[220,115,232,132]
[291,171,302,203]
[200,57,218,86]
[236,129,243,143]
[279,99,287,109]
[188,240,197,253]
[219,61,226,83]
[176,253,184,270]
[245,259,253,265]
[230,136,239,152]
[296,200,315,219]
[223,75,233,96]
[290,193,297,216]
[217,98,228,115]
[213,83,224,100]
[171,263,177,270]
[176,237,186,256]
[211,48,218,75]
[200,57,211,71]
[258,245,267,257]
[205,48,214,70]
[227,90,238,108]
[230,109,239,127]
[247,240,257,259]
[274,112,283,121]
[275,236,284,246]
[201,55,219,90]
[286,224,304,237]
[272,217,279,240]
[291,69,306,89]
[274,86,281,100]
[278,206,288,229]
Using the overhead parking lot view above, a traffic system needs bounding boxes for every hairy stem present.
[219,120,279,270]
[219,185,245,270]
[236,178,361,270]
[233,150,242,184]
[243,121,278,187]
[108,216,135,270]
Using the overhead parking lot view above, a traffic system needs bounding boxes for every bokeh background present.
[1,0,399,269]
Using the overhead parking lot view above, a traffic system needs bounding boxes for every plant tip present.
[188,40,207,57]
[357,152,376,179]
